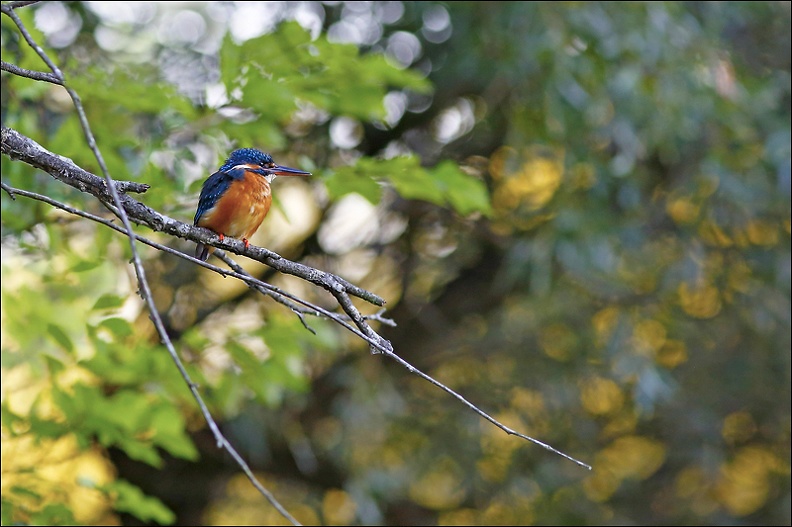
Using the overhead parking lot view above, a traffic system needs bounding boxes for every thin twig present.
[2,181,592,471]
[1,61,63,85]
[380,348,592,469]
[216,252,396,331]
[2,1,40,11]
[1,4,63,78]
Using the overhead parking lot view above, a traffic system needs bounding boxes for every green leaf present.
[92,294,126,311]
[102,480,176,525]
[323,168,383,203]
[100,390,151,432]
[225,341,264,373]
[9,485,42,500]
[260,319,305,358]
[28,412,68,441]
[46,323,74,354]
[219,21,432,123]
[70,259,103,273]
[114,437,163,467]
[240,79,300,121]
[149,405,199,461]
[386,159,446,206]
[43,354,67,375]
[329,156,492,215]
[218,118,286,152]
[99,317,134,339]
[68,67,196,118]
[1,497,15,526]
[1,404,23,435]
[430,161,493,216]
[218,33,241,86]
[30,503,76,525]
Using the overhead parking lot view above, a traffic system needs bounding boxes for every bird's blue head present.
[221,148,274,171]
[219,148,311,179]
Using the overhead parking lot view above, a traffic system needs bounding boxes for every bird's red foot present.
[218,233,225,241]
[243,238,250,249]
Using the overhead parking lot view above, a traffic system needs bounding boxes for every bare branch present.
[0,181,389,363]
[0,4,63,79]
[1,5,303,522]
[2,178,592,471]
[1,126,385,306]
[2,1,41,10]
[1,60,63,84]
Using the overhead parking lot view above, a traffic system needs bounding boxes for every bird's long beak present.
[270,164,311,177]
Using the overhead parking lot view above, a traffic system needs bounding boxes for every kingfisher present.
[193,148,311,261]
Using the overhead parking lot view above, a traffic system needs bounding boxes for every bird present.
[193,148,311,261]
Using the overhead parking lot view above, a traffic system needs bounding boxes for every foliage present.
[2,2,790,526]
[327,155,491,215]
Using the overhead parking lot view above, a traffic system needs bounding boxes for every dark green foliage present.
[1,2,789,526]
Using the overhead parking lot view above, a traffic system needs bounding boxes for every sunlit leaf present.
[220,22,431,123]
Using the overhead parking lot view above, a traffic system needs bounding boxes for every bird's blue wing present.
[193,168,249,224]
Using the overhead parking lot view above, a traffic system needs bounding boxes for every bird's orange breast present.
[196,170,272,240]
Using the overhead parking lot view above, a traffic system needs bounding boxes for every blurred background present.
[1,1,790,525]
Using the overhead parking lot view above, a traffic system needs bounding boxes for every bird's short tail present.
[195,242,211,261]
